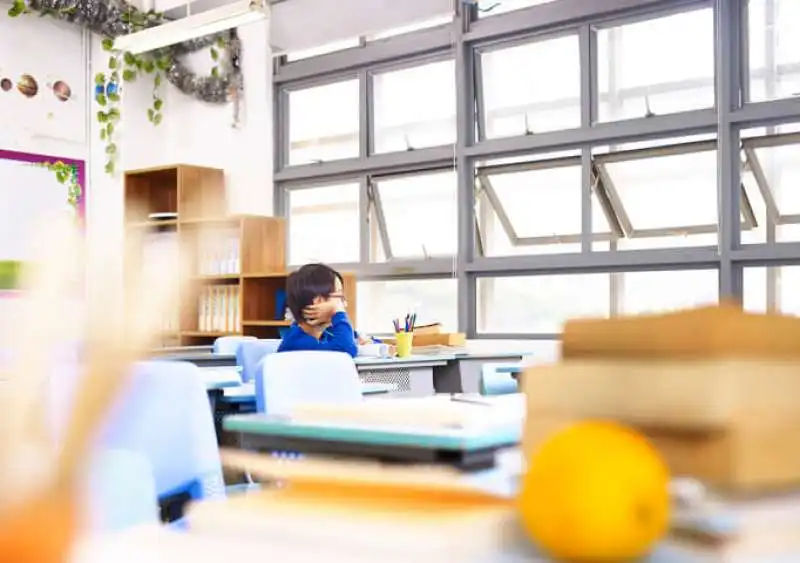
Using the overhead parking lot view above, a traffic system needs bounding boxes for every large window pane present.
[288,183,360,265]
[748,0,800,103]
[372,60,456,153]
[744,266,800,314]
[357,279,458,334]
[596,9,715,122]
[477,156,612,256]
[620,269,719,315]
[372,170,457,259]
[477,275,610,333]
[288,80,359,165]
[480,35,580,139]
[596,142,733,250]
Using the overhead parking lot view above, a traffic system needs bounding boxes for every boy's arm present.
[294,312,358,357]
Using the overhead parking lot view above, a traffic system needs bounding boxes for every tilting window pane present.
[752,144,800,215]
[599,146,720,249]
[288,80,359,165]
[478,161,611,256]
[286,38,361,61]
[476,275,610,333]
[596,9,715,122]
[480,35,580,139]
[748,0,800,102]
[369,15,453,41]
[372,60,456,153]
[357,279,457,334]
[288,183,360,265]
[621,270,719,315]
[373,171,457,259]
[477,0,558,17]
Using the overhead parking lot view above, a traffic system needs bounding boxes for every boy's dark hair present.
[286,263,344,323]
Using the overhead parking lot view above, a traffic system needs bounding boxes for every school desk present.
[433,351,528,394]
[223,394,524,470]
[354,355,453,397]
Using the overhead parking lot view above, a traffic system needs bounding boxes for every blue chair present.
[236,339,280,384]
[213,335,257,355]
[83,448,159,532]
[256,351,363,416]
[96,361,225,526]
[479,364,519,396]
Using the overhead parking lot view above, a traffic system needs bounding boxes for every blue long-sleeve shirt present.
[277,311,359,358]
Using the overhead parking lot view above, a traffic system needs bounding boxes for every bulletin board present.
[0,150,86,263]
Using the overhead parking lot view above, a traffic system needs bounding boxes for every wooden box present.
[521,360,800,493]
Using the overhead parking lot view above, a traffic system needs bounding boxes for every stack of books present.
[197,285,241,333]
[197,229,240,276]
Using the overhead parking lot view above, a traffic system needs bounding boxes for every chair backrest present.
[236,339,281,383]
[256,351,362,415]
[96,361,225,503]
[213,335,257,355]
[480,363,519,396]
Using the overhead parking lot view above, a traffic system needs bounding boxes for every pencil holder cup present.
[395,331,414,358]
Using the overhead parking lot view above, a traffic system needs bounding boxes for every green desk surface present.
[224,412,521,451]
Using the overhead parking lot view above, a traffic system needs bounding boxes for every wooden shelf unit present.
[123,164,357,347]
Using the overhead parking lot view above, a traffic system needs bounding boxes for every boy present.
[277,263,360,357]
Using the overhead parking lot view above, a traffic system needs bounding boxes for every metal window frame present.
[272,0,800,339]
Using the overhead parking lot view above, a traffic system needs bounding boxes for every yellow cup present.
[395,331,414,358]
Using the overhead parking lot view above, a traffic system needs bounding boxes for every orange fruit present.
[518,421,670,562]
[0,490,78,563]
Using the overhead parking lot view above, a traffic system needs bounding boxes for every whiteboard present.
[0,157,71,261]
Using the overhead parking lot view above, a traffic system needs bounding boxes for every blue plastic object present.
[236,339,280,384]
[479,364,519,396]
[213,335,256,355]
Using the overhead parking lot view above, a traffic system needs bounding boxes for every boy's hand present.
[303,299,343,325]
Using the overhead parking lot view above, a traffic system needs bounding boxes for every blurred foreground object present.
[519,421,670,561]
[0,210,187,562]
[528,304,800,492]
[0,260,22,290]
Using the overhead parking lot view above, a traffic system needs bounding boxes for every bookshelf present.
[124,164,357,347]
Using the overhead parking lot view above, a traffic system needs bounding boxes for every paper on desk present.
[289,394,525,431]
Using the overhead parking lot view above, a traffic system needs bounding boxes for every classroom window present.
[287,182,360,265]
[372,59,456,153]
[595,139,756,250]
[370,170,457,260]
[368,15,453,41]
[285,37,361,61]
[743,266,800,314]
[287,79,359,165]
[475,154,614,256]
[476,0,559,17]
[479,34,580,139]
[741,132,800,243]
[356,278,458,334]
[619,269,719,315]
[596,8,715,122]
[747,0,800,103]
[476,274,610,334]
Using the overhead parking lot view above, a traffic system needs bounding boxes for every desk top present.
[224,395,523,451]
[355,354,454,366]
[201,367,242,390]
[495,365,523,374]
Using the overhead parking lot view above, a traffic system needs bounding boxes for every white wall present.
[87,19,273,286]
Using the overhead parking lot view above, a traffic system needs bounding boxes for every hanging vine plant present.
[41,160,82,210]
[7,0,243,178]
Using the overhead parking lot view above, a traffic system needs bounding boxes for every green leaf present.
[96,94,107,106]
[99,129,107,141]
[153,98,163,111]
[216,36,226,48]
[104,161,115,175]
[147,108,155,121]
[122,69,137,82]
[110,70,120,83]
[211,66,219,77]
[210,47,219,61]
[102,37,114,51]
[120,12,130,22]
[143,59,155,73]
[106,122,115,135]
[108,56,117,69]
[106,143,117,155]
[156,56,171,71]
[94,72,106,85]
[107,92,120,102]
[154,73,162,87]
[97,111,108,123]
[108,107,121,120]
[153,113,163,126]
[123,51,136,66]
